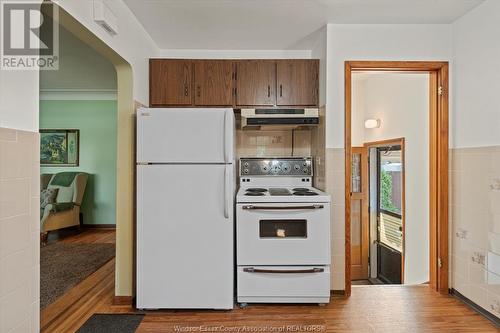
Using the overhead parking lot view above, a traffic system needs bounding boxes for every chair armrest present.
[50,202,75,213]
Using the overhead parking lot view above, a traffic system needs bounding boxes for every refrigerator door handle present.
[224,165,230,219]
[223,109,232,163]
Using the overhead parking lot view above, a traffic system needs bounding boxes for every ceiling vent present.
[93,0,118,36]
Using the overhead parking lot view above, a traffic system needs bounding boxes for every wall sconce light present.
[364,119,381,129]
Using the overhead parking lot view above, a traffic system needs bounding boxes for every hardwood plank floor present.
[41,229,499,332]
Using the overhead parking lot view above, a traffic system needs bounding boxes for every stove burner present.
[293,191,318,196]
[245,192,265,196]
[246,188,267,193]
[293,188,310,192]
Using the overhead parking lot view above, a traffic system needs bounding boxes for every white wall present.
[452,0,500,149]
[311,26,327,107]
[159,49,311,59]
[449,0,500,318]
[352,73,430,284]
[0,70,39,132]
[53,0,160,105]
[326,23,452,149]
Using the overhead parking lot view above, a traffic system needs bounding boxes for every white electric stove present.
[236,157,331,306]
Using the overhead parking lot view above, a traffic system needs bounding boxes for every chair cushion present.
[40,188,58,209]
[48,185,73,203]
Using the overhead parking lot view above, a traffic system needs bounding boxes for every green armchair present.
[40,172,88,245]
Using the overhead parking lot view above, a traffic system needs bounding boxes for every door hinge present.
[438,257,443,268]
[438,86,444,96]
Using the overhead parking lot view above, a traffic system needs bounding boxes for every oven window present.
[259,220,307,238]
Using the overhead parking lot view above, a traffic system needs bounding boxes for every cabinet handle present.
[197,86,201,97]
[184,85,188,96]
[267,85,270,97]
[279,84,283,97]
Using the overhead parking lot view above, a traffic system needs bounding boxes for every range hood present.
[241,108,319,129]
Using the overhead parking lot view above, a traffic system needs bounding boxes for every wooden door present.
[351,147,369,281]
[150,59,193,106]
[194,60,234,106]
[236,60,276,106]
[276,60,318,106]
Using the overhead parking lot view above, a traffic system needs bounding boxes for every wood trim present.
[344,60,449,295]
[344,62,352,297]
[82,224,116,229]
[113,296,133,306]
[364,138,405,284]
[429,72,438,290]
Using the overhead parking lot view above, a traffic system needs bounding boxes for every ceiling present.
[123,0,484,50]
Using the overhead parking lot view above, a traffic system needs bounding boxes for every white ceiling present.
[123,0,484,50]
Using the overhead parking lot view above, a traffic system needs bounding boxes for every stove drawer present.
[237,266,330,298]
[236,203,330,265]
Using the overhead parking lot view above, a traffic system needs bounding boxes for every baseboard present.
[113,296,134,306]
[331,290,345,296]
[82,224,116,229]
[450,288,500,327]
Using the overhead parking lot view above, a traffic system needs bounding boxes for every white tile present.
[486,270,500,298]
[487,251,500,276]
[0,286,30,333]
[30,265,39,303]
[0,215,31,259]
[489,232,500,256]
[9,319,30,333]
[0,249,30,298]
[30,300,39,333]
[452,254,467,279]
[332,255,344,271]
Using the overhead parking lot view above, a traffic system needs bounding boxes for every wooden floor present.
[41,229,499,333]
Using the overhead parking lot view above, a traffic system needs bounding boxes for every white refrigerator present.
[136,108,235,309]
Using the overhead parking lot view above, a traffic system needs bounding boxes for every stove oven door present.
[236,202,331,265]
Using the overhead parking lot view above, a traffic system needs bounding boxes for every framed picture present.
[40,129,80,166]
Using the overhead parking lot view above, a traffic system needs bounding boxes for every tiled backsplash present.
[0,127,40,333]
[450,146,500,319]
[236,129,311,159]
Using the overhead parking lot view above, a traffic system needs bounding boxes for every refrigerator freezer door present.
[136,164,234,309]
[137,108,234,163]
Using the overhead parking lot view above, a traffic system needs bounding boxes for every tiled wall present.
[450,146,500,318]
[325,148,345,290]
[0,128,40,333]
[236,129,311,159]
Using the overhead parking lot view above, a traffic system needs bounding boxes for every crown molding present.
[40,89,117,101]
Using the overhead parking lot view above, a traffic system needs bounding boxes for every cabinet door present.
[236,60,276,106]
[194,60,234,106]
[150,59,193,106]
[276,60,319,106]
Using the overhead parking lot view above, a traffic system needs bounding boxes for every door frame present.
[365,138,405,284]
[344,61,449,296]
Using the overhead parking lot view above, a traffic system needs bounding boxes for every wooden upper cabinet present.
[276,60,319,106]
[194,60,234,106]
[236,60,276,106]
[149,59,193,106]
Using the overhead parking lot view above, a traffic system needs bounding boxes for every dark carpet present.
[40,242,115,309]
[76,314,144,333]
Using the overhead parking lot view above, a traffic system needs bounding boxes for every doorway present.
[351,139,405,285]
[344,61,449,296]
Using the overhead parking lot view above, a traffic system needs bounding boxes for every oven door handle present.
[243,267,324,274]
[241,204,324,210]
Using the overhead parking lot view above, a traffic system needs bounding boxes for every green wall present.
[40,100,117,225]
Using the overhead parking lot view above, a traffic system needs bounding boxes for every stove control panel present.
[240,157,312,176]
